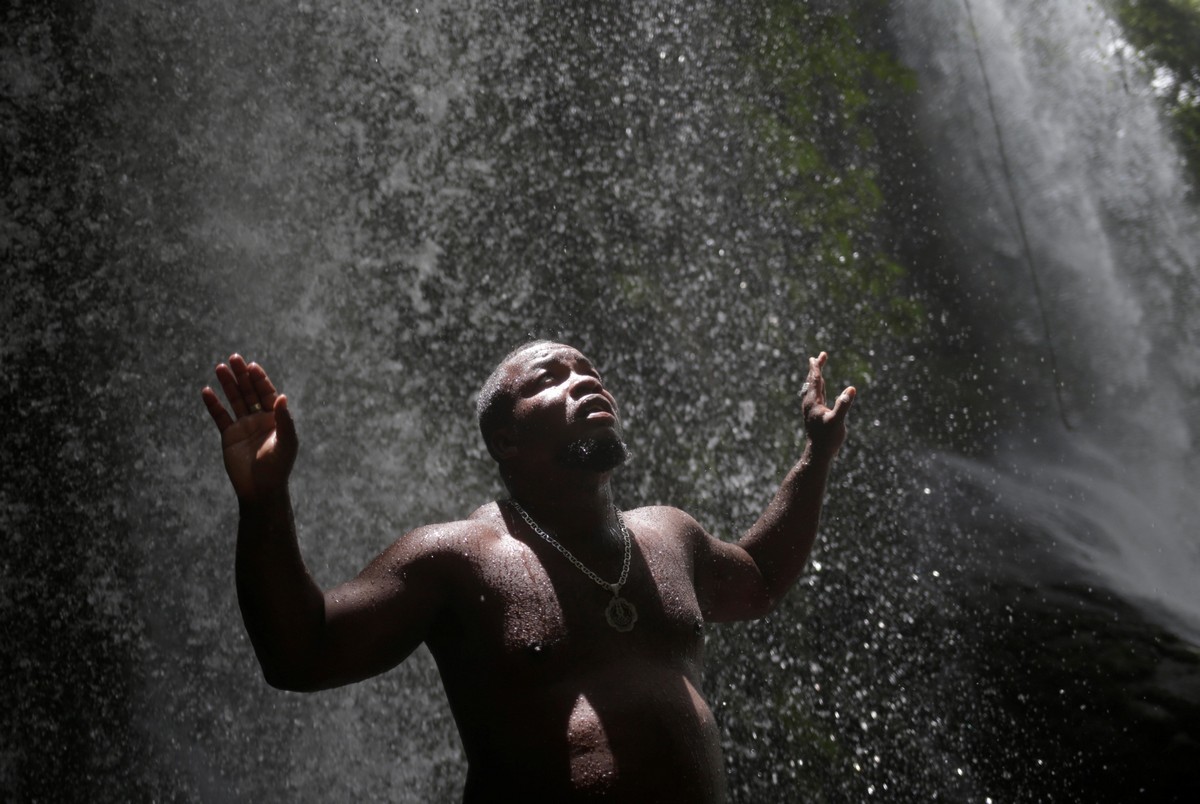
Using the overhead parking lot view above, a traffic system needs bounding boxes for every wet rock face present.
[5,0,1200,801]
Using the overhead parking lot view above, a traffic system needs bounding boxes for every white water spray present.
[894,0,1200,641]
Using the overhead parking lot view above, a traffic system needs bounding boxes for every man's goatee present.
[556,435,630,472]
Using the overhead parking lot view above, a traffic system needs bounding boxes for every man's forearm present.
[235,489,326,688]
[738,443,836,606]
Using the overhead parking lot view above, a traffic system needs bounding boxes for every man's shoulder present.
[625,505,707,539]
[389,503,509,559]
[465,499,507,527]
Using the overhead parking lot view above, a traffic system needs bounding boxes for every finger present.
[215,362,248,417]
[804,355,827,408]
[829,386,856,422]
[248,362,279,411]
[273,394,297,450]
[807,354,828,384]
[229,354,264,415]
[201,386,235,432]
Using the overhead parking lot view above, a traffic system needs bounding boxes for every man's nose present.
[568,372,603,397]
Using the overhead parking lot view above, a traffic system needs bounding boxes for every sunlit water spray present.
[894,0,1200,643]
[6,0,1200,801]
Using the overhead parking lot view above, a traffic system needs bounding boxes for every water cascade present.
[890,1,1200,799]
[895,0,1200,639]
[4,0,1198,801]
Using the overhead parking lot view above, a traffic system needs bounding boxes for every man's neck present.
[505,470,618,543]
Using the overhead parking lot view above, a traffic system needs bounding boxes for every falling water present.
[4,0,1199,801]
[893,0,1200,639]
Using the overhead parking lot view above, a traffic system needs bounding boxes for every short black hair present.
[476,339,557,461]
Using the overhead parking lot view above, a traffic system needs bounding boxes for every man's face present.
[503,343,628,472]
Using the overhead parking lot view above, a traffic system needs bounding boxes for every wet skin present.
[422,504,725,801]
[202,343,854,802]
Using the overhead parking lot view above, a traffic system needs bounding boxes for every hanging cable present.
[961,0,1074,430]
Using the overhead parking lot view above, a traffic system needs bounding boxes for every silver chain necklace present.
[508,499,639,632]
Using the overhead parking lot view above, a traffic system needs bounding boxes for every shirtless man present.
[201,341,854,802]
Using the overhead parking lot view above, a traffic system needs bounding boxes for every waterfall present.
[5,0,1200,801]
[893,0,1200,642]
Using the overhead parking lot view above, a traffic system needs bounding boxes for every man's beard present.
[556,434,630,472]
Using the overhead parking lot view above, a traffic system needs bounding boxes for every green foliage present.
[1112,0,1200,190]
[741,0,926,377]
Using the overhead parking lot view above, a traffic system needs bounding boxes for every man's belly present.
[566,672,722,794]
[459,662,727,802]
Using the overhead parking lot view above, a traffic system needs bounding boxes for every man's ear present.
[489,427,519,462]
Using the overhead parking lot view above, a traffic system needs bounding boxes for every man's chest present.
[442,528,707,675]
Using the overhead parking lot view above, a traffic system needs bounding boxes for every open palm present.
[800,352,855,459]
[201,355,297,502]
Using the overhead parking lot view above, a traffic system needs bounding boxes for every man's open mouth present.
[578,396,615,421]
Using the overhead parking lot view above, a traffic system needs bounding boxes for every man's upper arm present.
[302,522,462,689]
[673,509,774,623]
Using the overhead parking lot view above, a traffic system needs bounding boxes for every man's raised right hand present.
[201,354,298,503]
